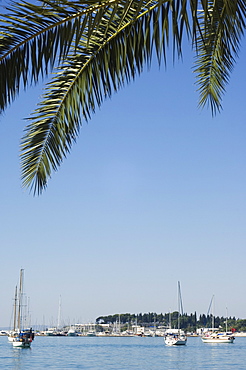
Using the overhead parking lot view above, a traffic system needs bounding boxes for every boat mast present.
[169,311,171,330]
[226,307,228,333]
[212,296,215,330]
[207,295,214,330]
[57,295,61,330]
[13,285,18,332]
[17,269,24,332]
[118,314,121,335]
[178,281,184,333]
[178,282,180,332]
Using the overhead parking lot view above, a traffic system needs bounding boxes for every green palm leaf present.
[20,0,189,194]
[194,0,246,114]
[0,0,245,194]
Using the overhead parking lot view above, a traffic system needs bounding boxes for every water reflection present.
[12,346,32,370]
[163,343,188,370]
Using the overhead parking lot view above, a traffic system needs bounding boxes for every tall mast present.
[13,285,18,331]
[226,307,228,333]
[207,294,214,330]
[212,296,215,330]
[57,295,61,329]
[17,269,24,331]
[177,281,183,332]
[178,282,180,331]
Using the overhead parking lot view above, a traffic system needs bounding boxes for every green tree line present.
[96,312,246,332]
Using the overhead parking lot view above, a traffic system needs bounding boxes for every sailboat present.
[8,269,34,348]
[201,297,235,344]
[164,282,187,346]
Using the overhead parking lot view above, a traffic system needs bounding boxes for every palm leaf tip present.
[194,0,245,115]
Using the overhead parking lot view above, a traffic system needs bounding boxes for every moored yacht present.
[67,328,78,336]
[201,331,235,343]
[201,298,235,344]
[164,282,187,346]
[9,270,35,348]
[164,329,187,346]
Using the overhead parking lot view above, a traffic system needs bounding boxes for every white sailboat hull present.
[12,339,31,348]
[201,334,234,343]
[164,333,187,346]
[165,338,187,346]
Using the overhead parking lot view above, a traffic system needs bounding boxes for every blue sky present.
[0,27,245,328]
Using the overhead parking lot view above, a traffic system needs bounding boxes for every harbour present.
[1,335,246,369]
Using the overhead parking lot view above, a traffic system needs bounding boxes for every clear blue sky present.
[0,28,245,328]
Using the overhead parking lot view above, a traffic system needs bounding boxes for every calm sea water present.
[1,335,246,369]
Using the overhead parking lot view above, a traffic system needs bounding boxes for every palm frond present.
[0,0,245,194]
[194,0,246,114]
[20,0,191,194]
[0,0,119,111]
